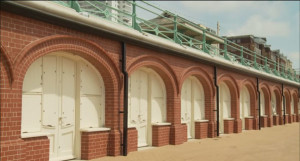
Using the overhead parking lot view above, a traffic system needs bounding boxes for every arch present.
[284,88,292,115]
[240,86,251,130]
[0,44,14,87]
[260,83,271,116]
[13,35,121,128]
[272,86,282,115]
[240,79,257,117]
[128,55,178,123]
[218,74,239,119]
[180,66,215,124]
[291,90,298,114]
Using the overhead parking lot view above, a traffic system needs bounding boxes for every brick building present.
[0,1,299,161]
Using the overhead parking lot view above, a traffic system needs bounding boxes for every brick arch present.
[284,88,292,115]
[218,74,239,119]
[260,83,271,116]
[240,79,257,116]
[127,55,179,123]
[272,86,282,115]
[13,35,122,128]
[0,44,13,87]
[291,90,298,114]
[179,66,215,121]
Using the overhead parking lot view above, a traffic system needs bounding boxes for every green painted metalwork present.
[51,0,299,83]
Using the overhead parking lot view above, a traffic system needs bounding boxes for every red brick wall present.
[224,120,234,134]
[23,137,49,161]
[127,128,137,152]
[245,118,253,130]
[81,131,110,160]
[260,117,268,128]
[152,125,171,147]
[0,8,299,161]
[273,115,279,125]
[195,122,208,139]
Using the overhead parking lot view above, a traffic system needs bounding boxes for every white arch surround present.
[240,86,251,130]
[219,82,231,134]
[128,68,166,147]
[21,52,105,160]
[181,76,205,139]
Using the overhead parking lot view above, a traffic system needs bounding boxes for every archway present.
[240,86,251,130]
[219,82,231,134]
[21,52,105,160]
[128,67,166,147]
[181,76,205,139]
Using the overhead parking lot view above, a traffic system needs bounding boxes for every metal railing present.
[52,0,300,83]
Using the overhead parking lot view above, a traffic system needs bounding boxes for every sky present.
[138,1,300,70]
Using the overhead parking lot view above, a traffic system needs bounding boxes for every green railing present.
[52,0,300,83]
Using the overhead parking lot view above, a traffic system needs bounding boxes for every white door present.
[219,83,231,134]
[129,70,149,147]
[181,78,192,138]
[240,86,250,130]
[128,68,166,147]
[271,93,277,115]
[260,90,265,116]
[42,56,76,161]
[181,77,204,139]
[291,97,295,114]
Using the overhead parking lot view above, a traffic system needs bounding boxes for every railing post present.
[132,0,141,32]
[173,15,181,44]
[202,30,208,53]
[223,39,230,60]
[70,0,81,12]
[240,46,245,65]
[254,53,259,69]
[264,57,270,73]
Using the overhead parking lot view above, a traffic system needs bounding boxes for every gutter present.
[121,42,128,156]
[214,66,220,136]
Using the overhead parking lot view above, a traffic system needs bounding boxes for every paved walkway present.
[92,123,299,161]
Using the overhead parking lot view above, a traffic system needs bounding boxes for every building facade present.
[0,1,299,161]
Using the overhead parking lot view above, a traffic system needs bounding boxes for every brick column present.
[245,117,254,130]
[127,128,137,152]
[234,119,242,133]
[195,120,209,139]
[224,119,234,134]
[260,116,268,128]
[273,115,279,126]
[152,124,171,147]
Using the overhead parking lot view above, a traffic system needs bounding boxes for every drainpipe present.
[257,78,261,130]
[120,42,128,156]
[282,84,285,124]
[214,66,219,136]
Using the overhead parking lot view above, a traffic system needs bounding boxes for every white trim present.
[80,127,111,132]
[261,115,268,117]
[8,1,300,88]
[244,116,254,119]
[273,114,279,116]
[223,118,235,121]
[151,122,171,126]
[194,119,209,123]
[21,132,51,138]
[128,125,136,128]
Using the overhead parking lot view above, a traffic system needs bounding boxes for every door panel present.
[80,96,102,128]
[23,58,42,93]
[80,64,102,95]
[22,95,42,132]
[260,91,265,115]
[139,71,148,147]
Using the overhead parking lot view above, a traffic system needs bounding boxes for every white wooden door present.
[181,78,192,139]
[42,56,76,161]
[129,70,149,147]
[219,83,231,134]
[128,69,166,147]
[240,86,250,130]
[271,93,277,115]
[260,90,265,116]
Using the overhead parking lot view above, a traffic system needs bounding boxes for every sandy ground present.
[92,123,299,161]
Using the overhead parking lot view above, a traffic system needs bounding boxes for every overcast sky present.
[142,1,300,70]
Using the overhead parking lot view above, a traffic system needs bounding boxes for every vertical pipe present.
[214,66,219,136]
[257,78,261,130]
[121,42,128,156]
[282,84,285,124]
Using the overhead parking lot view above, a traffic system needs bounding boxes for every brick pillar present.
[181,123,187,143]
[253,117,259,130]
[260,116,268,127]
[245,118,253,130]
[170,124,184,145]
[234,119,242,133]
[279,116,284,125]
[108,130,121,156]
[224,120,234,134]
[208,121,216,138]
[127,128,137,152]
[273,115,279,126]
[267,116,273,127]
[152,125,171,147]
[195,121,208,139]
